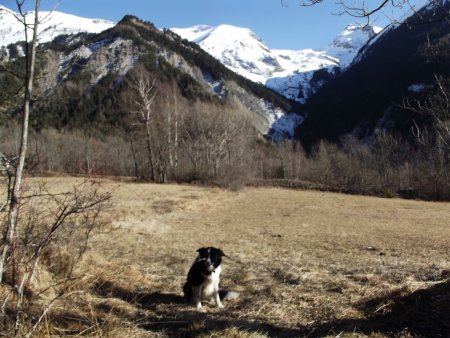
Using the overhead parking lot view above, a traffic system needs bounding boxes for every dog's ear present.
[218,249,226,257]
[196,247,208,257]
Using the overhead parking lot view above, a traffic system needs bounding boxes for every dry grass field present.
[3,176,450,337]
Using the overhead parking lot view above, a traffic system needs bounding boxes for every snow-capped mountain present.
[172,24,282,84]
[0,5,114,48]
[172,23,382,103]
[1,3,381,105]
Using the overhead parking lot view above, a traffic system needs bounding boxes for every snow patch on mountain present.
[267,24,382,102]
[57,38,138,85]
[0,5,114,47]
[268,110,305,141]
[408,83,432,93]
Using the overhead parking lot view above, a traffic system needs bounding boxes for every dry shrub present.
[0,178,112,337]
[0,255,157,337]
[41,248,76,278]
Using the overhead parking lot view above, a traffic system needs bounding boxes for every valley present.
[0,1,449,336]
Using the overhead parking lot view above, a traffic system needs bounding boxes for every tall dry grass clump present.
[0,178,113,337]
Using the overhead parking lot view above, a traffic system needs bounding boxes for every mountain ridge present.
[1,5,381,104]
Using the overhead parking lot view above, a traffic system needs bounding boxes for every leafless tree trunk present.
[0,0,41,284]
[173,85,179,176]
[132,72,157,181]
[128,125,139,179]
[167,84,179,178]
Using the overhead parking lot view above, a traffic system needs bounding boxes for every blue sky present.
[1,0,410,50]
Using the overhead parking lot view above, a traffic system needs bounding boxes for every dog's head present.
[196,247,226,273]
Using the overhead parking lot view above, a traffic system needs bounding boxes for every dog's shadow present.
[93,279,185,308]
[140,292,185,307]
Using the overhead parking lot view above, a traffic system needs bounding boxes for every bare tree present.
[1,179,111,337]
[0,0,41,284]
[129,74,183,183]
[167,82,179,178]
[181,103,255,186]
[410,76,450,150]
[131,71,158,181]
[408,76,450,197]
[128,124,140,179]
[0,4,113,336]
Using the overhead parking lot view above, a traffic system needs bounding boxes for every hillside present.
[297,1,450,147]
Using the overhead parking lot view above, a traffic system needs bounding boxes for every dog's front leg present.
[214,292,224,308]
[192,285,203,309]
[213,282,224,308]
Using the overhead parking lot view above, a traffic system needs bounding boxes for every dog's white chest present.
[201,265,221,298]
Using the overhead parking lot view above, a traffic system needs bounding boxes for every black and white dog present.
[183,247,227,308]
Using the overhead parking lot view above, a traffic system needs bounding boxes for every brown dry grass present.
[2,176,449,337]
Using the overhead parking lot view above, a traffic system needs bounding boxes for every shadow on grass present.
[140,311,305,337]
[92,279,185,307]
[307,278,450,337]
[140,279,450,337]
[352,278,450,337]
[91,277,450,337]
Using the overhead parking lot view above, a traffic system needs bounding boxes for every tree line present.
[1,74,448,200]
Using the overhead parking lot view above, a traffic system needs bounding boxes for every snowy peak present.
[327,23,383,68]
[0,5,114,47]
[171,24,214,43]
[331,24,381,50]
[271,23,382,102]
[172,24,278,83]
[184,24,271,53]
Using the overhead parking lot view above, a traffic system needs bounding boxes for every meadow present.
[4,177,450,337]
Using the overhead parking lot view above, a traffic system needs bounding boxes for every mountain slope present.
[0,13,303,139]
[297,1,450,148]
[172,23,381,102]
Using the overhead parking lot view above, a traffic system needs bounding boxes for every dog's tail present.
[219,289,240,301]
